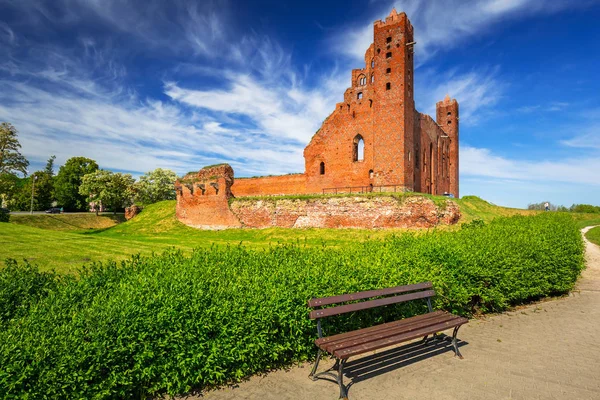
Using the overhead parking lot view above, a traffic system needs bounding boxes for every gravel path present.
[191,227,600,400]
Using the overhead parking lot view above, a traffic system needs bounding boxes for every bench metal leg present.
[337,358,348,400]
[451,326,464,359]
[309,354,349,399]
[309,349,322,380]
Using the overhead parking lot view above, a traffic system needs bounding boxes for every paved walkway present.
[195,227,600,400]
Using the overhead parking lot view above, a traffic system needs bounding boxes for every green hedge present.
[0,209,9,223]
[0,214,584,398]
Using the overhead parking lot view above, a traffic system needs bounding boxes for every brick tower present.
[371,9,415,187]
[436,95,459,198]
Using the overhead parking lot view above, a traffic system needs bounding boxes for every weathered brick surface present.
[230,196,460,229]
[176,9,460,229]
[232,174,307,197]
[124,205,142,220]
[175,164,241,229]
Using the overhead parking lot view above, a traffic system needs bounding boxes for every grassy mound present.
[10,213,125,232]
[103,201,184,236]
[586,226,600,246]
[0,213,584,398]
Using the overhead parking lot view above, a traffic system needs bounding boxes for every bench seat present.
[316,310,468,358]
[307,282,468,399]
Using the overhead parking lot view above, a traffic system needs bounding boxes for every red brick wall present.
[436,96,459,197]
[232,174,307,196]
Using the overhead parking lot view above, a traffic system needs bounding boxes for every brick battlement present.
[373,8,411,30]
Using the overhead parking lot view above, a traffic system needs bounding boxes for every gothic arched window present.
[353,134,365,162]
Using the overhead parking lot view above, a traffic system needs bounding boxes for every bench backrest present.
[308,282,435,320]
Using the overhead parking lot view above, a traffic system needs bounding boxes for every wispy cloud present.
[461,145,600,186]
[416,67,503,125]
[0,21,16,45]
[333,0,598,62]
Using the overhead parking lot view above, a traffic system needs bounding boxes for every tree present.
[0,122,29,206]
[54,157,99,211]
[570,204,600,213]
[134,168,177,205]
[527,202,562,211]
[79,170,135,215]
[0,122,29,176]
[8,156,57,211]
[36,156,56,210]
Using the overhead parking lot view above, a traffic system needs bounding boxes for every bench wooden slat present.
[308,282,433,308]
[324,313,464,353]
[315,311,446,346]
[333,317,468,359]
[309,289,435,319]
[318,312,450,351]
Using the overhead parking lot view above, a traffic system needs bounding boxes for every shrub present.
[0,208,9,223]
[0,214,584,398]
[0,260,60,326]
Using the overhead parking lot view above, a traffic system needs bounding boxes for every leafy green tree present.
[79,170,135,215]
[134,168,177,205]
[0,122,29,207]
[0,174,25,209]
[8,156,56,211]
[54,157,98,211]
[36,156,56,210]
[570,204,600,213]
[0,122,29,176]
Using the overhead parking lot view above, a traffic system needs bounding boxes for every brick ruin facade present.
[176,9,460,229]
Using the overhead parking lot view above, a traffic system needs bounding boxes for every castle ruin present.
[176,10,460,229]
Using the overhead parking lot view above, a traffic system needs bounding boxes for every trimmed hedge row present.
[0,213,584,398]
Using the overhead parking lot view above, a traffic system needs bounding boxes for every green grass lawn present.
[586,225,600,246]
[2,201,402,273]
[1,195,598,274]
[10,213,124,232]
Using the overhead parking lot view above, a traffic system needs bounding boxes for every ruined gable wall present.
[232,174,307,197]
[304,97,375,194]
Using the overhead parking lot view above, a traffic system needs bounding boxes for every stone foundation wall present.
[229,196,460,229]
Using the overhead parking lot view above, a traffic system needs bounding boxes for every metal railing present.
[322,184,411,195]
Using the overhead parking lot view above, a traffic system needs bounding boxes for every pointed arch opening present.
[319,162,325,175]
[353,134,365,162]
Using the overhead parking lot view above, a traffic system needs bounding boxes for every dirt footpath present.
[193,227,600,400]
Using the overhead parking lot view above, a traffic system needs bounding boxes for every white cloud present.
[461,145,600,186]
[334,0,597,63]
[0,22,16,45]
[416,67,503,125]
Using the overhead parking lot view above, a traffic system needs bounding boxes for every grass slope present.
[2,195,597,274]
[10,213,125,232]
[586,226,600,246]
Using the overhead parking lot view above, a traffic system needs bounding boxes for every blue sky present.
[1,0,599,208]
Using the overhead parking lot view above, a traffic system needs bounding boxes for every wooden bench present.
[307,282,468,399]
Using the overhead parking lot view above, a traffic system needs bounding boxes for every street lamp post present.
[30,175,37,215]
